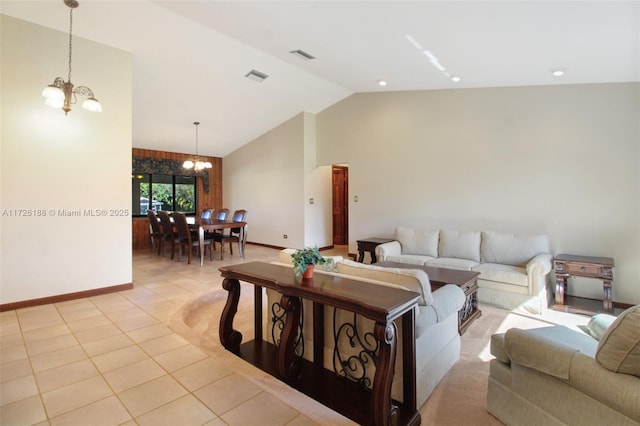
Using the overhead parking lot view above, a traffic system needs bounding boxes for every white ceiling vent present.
[290,49,316,60]
[245,69,269,82]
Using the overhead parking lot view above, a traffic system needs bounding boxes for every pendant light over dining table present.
[183,122,212,171]
[42,0,102,115]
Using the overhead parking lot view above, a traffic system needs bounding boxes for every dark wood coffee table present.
[376,261,481,334]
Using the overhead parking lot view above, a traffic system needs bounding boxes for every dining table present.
[188,218,248,266]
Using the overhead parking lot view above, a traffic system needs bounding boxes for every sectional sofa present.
[375,227,553,314]
[269,249,466,408]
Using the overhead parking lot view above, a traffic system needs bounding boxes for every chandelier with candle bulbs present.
[42,0,102,115]
[183,122,212,171]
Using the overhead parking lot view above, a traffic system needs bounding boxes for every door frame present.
[332,164,349,246]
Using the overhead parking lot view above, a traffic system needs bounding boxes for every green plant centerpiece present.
[291,246,327,278]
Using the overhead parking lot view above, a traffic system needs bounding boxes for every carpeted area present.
[418,304,584,425]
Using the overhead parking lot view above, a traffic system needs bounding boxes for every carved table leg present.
[555,275,567,305]
[278,295,302,383]
[372,321,399,426]
[603,280,613,312]
[219,278,243,352]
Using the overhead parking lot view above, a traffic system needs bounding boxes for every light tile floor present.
[1,244,589,426]
[1,245,353,426]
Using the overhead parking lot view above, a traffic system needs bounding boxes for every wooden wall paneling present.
[132,148,222,250]
[133,218,152,250]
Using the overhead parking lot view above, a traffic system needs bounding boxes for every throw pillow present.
[595,305,640,377]
[438,230,481,262]
[586,313,617,341]
[395,227,439,257]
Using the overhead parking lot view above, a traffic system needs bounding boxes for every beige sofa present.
[376,227,553,314]
[268,249,465,408]
[488,305,640,426]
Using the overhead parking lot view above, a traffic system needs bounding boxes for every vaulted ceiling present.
[2,1,638,157]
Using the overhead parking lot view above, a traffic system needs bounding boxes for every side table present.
[356,237,394,264]
[553,253,614,314]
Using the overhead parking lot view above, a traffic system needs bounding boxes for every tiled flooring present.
[1,244,589,426]
[1,245,353,426]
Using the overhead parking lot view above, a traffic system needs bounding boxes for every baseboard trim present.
[0,282,134,312]
[245,241,287,250]
[246,241,336,252]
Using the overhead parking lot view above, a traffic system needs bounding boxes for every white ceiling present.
[2,1,639,157]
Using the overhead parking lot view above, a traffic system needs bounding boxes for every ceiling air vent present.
[245,69,269,82]
[290,49,316,60]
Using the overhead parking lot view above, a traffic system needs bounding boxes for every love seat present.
[488,305,640,426]
[376,227,553,314]
[268,249,466,408]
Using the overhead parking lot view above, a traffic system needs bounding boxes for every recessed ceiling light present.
[451,76,461,82]
[378,80,387,87]
[245,69,269,82]
[290,50,316,60]
[551,69,565,77]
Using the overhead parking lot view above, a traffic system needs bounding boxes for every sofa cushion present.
[336,259,433,305]
[596,305,640,377]
[395,227,439,257]
[569,351,640,423]
[386,254,435,265]
[472,263,528,287]
[586,313,617,341]
[425,257,478,271]
[505,326,597,379]
[438,230,481,262]
[480,231,551,267]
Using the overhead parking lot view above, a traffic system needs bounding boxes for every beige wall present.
[223,113,307,249]
[223,112,334,250]
[224,83,639,305]
[1,15,132,304]
[303,112,333,247]
[316,83,639,305]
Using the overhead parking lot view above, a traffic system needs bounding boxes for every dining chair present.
[213,209,247,260]
[201,208,214,220]
[146,209,162,255]
[208,208,230,250]
[173,212,212,264]
[215,209,230,222]
[157,210,179,259]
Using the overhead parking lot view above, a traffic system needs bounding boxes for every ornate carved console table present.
[218,262,422,426]
[553,253,614,314]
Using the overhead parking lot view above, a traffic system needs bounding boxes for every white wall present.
[316,83,639,305]
[223,113,306,249]
[304,113,333,248]
[221,82,639,307]
[223,112,333,250]
[1,15,132,304]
